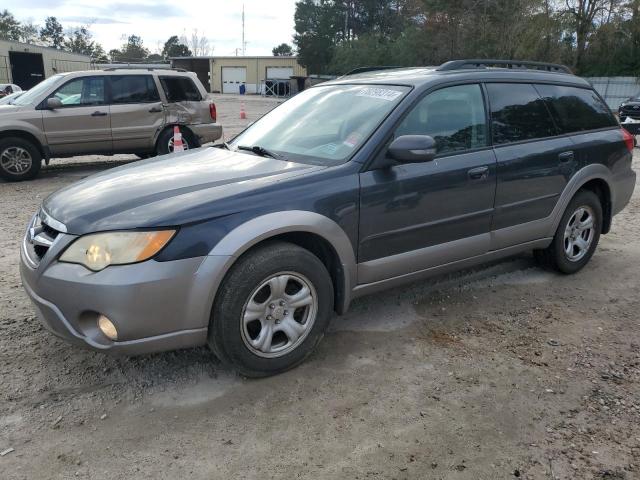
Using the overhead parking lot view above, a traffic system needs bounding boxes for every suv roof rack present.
[100,67,187,72]
[437,59,572,74]
[343,66,402,76]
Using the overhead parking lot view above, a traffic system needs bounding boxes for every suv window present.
[395,84,488,155]
[110,75,160,104]
[535,84,617,133]
[487,83,557,144]
[52,77,105,106]
[159,76,202,102]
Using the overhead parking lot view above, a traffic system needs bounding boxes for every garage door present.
[266,67,293,80]
[222,67,246,94]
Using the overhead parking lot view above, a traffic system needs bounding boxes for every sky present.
[11,0,298,56]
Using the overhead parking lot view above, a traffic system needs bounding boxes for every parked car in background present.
[0,90,25,105]
[619,94,640,120]
[0,83,22,97]
[0,69,221,181]
[20,60,635,377]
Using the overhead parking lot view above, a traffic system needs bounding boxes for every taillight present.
[622,127,635,152]
[209,103,217,122]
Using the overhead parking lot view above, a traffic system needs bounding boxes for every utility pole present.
[242,4,246,56]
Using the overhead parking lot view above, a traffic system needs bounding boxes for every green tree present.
[272,43,294,56]
[162,35,192,59]
[0,9,21,41]
[40,16,64,49]
[18,20,39,44]
[64,26,107,60]
[111,34,149,62]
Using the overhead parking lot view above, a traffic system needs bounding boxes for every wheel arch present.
[208,211,357,315]
[550,165,614,236]
[0,129,47,159]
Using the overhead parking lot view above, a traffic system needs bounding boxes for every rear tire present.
[534,190,602,274]
[0,137,42,181]
[208,241,334,378]
[156,127,192,156]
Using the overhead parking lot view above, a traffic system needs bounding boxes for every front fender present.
[202,210,357,317]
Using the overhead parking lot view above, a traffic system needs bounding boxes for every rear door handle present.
[91,111,108,117]
[558,151,575,162]
[468,165,489,180]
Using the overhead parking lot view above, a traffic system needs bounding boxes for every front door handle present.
[91,111,108,117]
[468,165,489,180]
[148,106,163,113]
[558,151,575,162]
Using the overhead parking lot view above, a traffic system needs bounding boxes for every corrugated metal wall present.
[585,77,640,109]
[0,40,90,84]
[210,57,307,93]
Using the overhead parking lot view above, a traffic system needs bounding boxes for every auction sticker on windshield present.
[356,87,403,102]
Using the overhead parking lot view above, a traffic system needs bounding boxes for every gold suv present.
[0,68,222,181]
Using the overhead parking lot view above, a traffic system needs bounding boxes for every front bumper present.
[20,231,232,355]
[190,123,223,145]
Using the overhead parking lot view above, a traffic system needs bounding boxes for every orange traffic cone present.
[240,102,247,120]
[172,125,184,153]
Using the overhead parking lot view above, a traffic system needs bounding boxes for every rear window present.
[159,76,202,102]
[487,83,557,144]
[110,75,159,104]
[534,84,617,133]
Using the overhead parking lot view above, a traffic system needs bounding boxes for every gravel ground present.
[1,98,639,479]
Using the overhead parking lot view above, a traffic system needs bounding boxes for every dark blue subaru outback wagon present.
[21,59,636,377]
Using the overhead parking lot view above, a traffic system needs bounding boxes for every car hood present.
[43,147,325,234]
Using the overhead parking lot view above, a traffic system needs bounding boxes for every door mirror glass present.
[388,135,437,163]
[46,97,63,109]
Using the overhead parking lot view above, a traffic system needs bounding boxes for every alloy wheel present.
[240,272,318,358]
[563,206,595,262]
[0,146,32,174]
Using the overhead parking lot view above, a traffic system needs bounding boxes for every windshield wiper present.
[237,145,284,159]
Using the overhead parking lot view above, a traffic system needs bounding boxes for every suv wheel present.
[0,137,42,182]
[208,241,334,377]
[156,127,191,156]
[534,190,602,274]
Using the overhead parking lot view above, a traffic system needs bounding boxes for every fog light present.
[97,315,118,341]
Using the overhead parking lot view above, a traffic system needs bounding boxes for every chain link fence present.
[585,77,640,110]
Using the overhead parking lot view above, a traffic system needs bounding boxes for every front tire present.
[0,137,42,181]
[208,241,334,377]
[534,190,602,274]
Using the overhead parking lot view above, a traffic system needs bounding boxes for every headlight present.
[59,230,176,271]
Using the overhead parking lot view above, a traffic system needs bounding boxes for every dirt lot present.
[1,96,639,480]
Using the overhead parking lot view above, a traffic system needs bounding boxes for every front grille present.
[23,211,61,267]
[620,106,640,119]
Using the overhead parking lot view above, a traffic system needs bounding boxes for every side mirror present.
[46,97,63,110]
[388,135,437,163]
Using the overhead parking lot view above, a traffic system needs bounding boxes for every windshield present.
[12,75,63,106]
[229,84,410,165]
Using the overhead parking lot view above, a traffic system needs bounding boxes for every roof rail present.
[100,67,187,72]
[343,66,402,76]
[437,59,572,74]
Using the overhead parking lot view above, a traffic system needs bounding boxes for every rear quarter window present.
[535,84,617,133]
[159,76,202,102]
[486,83,557,145]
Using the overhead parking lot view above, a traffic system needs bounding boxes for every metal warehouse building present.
[171,56,307,94]
[0,40,91,90]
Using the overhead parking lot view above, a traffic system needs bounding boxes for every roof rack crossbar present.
[100,67,186,72]
[437,59,572,74]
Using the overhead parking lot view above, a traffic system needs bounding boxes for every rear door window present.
[394,83,488,155]
[534,84,617,133]
[486,83,557,145]
[159,76,202,102]
[109,75,160,104]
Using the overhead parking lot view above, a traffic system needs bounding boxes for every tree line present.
[293,0,640,76]
[0,10,197,63]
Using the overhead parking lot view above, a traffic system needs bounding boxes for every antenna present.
[242,4,246,56]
